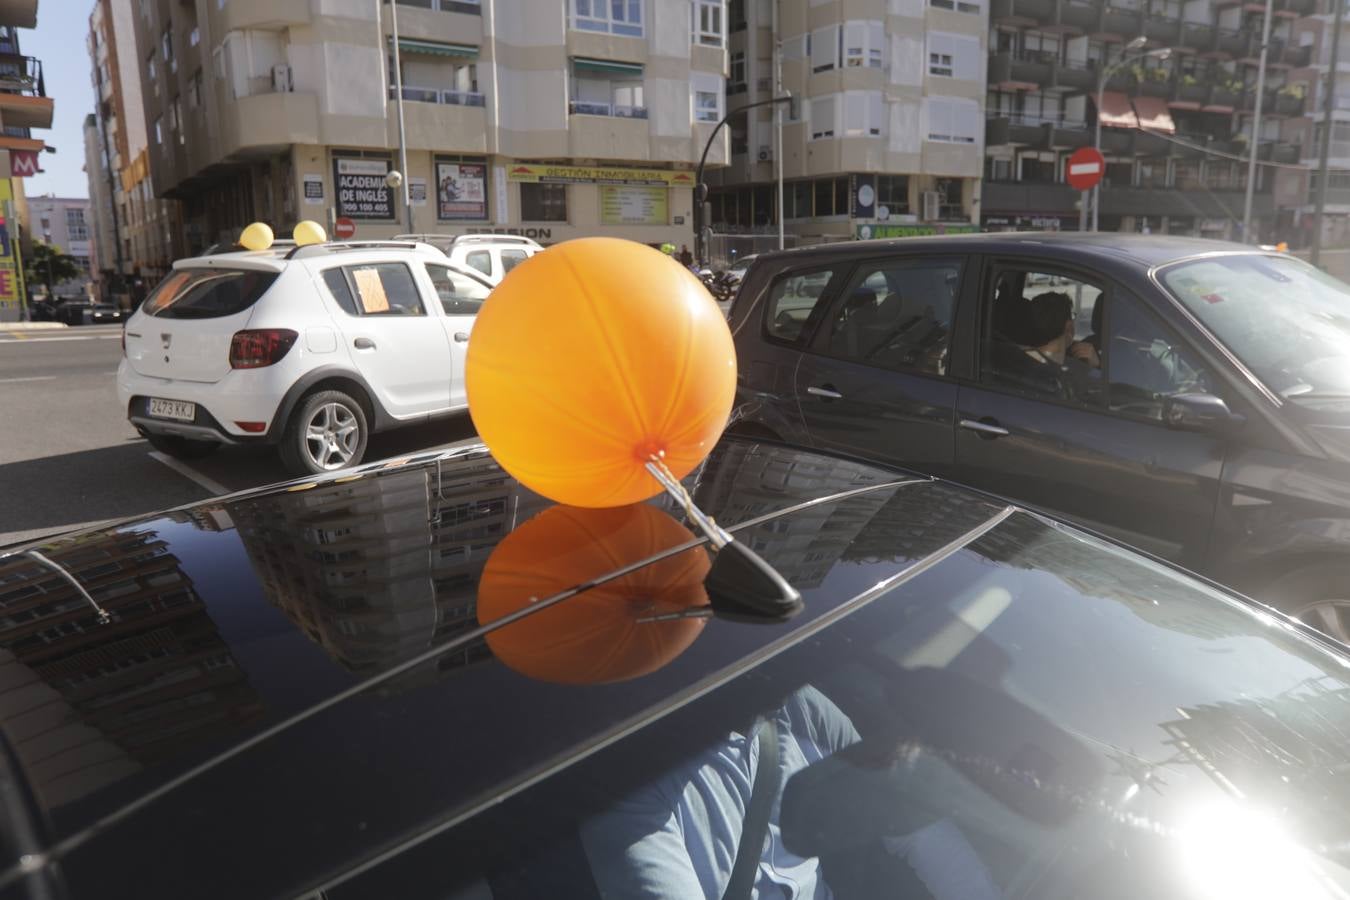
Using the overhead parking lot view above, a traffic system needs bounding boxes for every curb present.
[0,322,69,331]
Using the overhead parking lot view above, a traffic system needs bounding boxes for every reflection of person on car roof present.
[580,686,998,900]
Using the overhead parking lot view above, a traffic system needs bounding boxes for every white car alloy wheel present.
[305,401,361,470]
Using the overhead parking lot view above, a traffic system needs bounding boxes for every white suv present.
[116,240,494,475]
[395,233,541,285]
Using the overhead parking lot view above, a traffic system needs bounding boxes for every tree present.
[25,241,82,299]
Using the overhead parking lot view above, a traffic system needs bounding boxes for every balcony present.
[1171,79,1209,107]
[568,100,648,119]
[1052,59,1096,91]
[1212,27,1247,56]
[0,0,36,29]
[568,108,650,159]
[986,114,1050,147]
[1207,84,1240,109]
[0,55,50,130]
[396,0,482,11]
[389,85,487,107]
[221,0,310,30]
[1144,14,1181,44]
[395,93,488,152]
[1277,0,1315,15]
[991,0,1054,24]
[1282,44,1311,68]
[1180,21,1214,51]
[1138,71,1172,98]
[221,91,320,159]
[1059,0,1099,30]
[1101,4,1144,36]
[1274,91,1305,116]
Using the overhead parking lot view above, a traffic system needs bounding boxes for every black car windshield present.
[1159,253,1350,402]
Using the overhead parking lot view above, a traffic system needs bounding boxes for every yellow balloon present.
[293,220,327,246]
[239,222,274,251]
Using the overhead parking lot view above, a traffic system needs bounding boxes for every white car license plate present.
[148,398,196,422]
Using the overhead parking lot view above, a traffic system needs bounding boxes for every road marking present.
[0,375,56,383]
[148,451,230,496]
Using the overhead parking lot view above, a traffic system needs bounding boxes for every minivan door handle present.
[353,337,376,350]
[959,418,1010,439]
[807,384,844,400]
[453,332,469,343]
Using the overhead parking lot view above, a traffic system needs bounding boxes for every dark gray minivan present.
[727,233,1350,639]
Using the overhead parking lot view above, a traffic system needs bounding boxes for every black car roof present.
[755,232,1257,270]
[0,437,1340,899]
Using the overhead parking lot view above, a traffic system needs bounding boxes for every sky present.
[20,3,96,200]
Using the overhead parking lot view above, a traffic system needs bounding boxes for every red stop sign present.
[1066,147,1105,191]
[334,217,356,239]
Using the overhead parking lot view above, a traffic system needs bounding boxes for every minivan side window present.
[764,268,835,343]
[466,251,493,277]
[817,260,959,376]
[981,267,1105,405]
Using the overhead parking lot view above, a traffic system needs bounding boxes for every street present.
[0,325,476,547]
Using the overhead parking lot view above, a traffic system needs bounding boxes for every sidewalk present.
[0,322,68,331]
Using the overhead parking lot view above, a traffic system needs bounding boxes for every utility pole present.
[387,0,413,232]
[1313,0,1346,266]
[1242,0,1274,243]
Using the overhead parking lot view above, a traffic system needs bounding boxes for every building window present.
[570,61,646,117]
[189,26,199,47]
[809,25,840,73]
[152,115,163,144]
[146,52,157,93]
[930,0,982,11]
[695,0,724,46]
[810,95,836,139]
[571,0,642,37]
[729,50,745,90]
[843,21,885,68]
[843,91,885,137]
[693,72,723,123]
[876,174,909,213]
[927,33,980,80]
[66,208,89,241]
[925,96,979,144]
[520,182,567,222]
[162,28,175,73]
[189,69,203,109]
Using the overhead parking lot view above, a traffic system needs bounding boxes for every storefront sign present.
[507,163,694,187]
[437,162,487,220]
[303,174,324,205]
[459,226,553,240]
[851,174,876,219]
[409,177,428,207]
[599,185,668,226]
[855,223,978,240]
[334,157,392,220]
[0,180,22,311]
[982,215,1070,231]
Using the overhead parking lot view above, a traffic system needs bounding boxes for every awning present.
[572,57,644,76]
[1131,96,1176,134]
[395,38,477,57]
[1093,91,1138,129]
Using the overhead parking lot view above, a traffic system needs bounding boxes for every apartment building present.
[708,0,986,249]
[28,195,95,297]
[0,2,50,321]
[128,0,728,254]
[1290,2,1350,249]
[981,0,1311,240]
[84,112,116,286]
[87,0,181,294]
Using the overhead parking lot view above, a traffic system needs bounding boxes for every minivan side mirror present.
[1163,393,1246,434]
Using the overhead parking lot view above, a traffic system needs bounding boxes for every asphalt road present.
[0,326,476,547]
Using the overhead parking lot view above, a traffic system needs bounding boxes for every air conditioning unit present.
[922,190,942,222]
[757,145,773,162]
[272,64,292,93]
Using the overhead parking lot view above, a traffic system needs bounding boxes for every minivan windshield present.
[141,268,279,319]
[1159,253,1350,402]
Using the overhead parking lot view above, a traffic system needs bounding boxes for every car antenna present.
[645,454,803,623]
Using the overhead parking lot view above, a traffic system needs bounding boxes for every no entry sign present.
[1066,147,1106,191]
[334,217,357,239]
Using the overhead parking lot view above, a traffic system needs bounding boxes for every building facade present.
[981,0,1313,241]
[27,195,95,298]
[83,112,116,291]
[87,0,182,297]
[127,0,729,255]
[1290,1,1350,250]
[0,1,51,321]
[707,0,987,256]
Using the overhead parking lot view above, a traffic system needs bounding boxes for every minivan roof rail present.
[393,233,542,248]
[284,240,442,260]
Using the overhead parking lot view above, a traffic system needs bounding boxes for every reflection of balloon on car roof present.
[477,503,711,685]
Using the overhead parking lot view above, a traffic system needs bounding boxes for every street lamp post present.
[1242,0,1274,244]
[1093,38,1170,231]
[693,95,793,268]
[386,0,413,232]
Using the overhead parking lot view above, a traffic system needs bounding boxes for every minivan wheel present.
[279,389,369,475]
[1265,564,1350,644]
[145,433,219,460]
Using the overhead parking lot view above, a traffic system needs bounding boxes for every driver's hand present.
[1069,341,1101,369]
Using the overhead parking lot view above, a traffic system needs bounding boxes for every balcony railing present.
[568,101,649,119]
[393,0,482,12]
[388,85,486,106]
[0,54,44,99]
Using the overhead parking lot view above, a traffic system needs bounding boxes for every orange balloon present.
[466,237,736,507]
[478,503,710,685]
